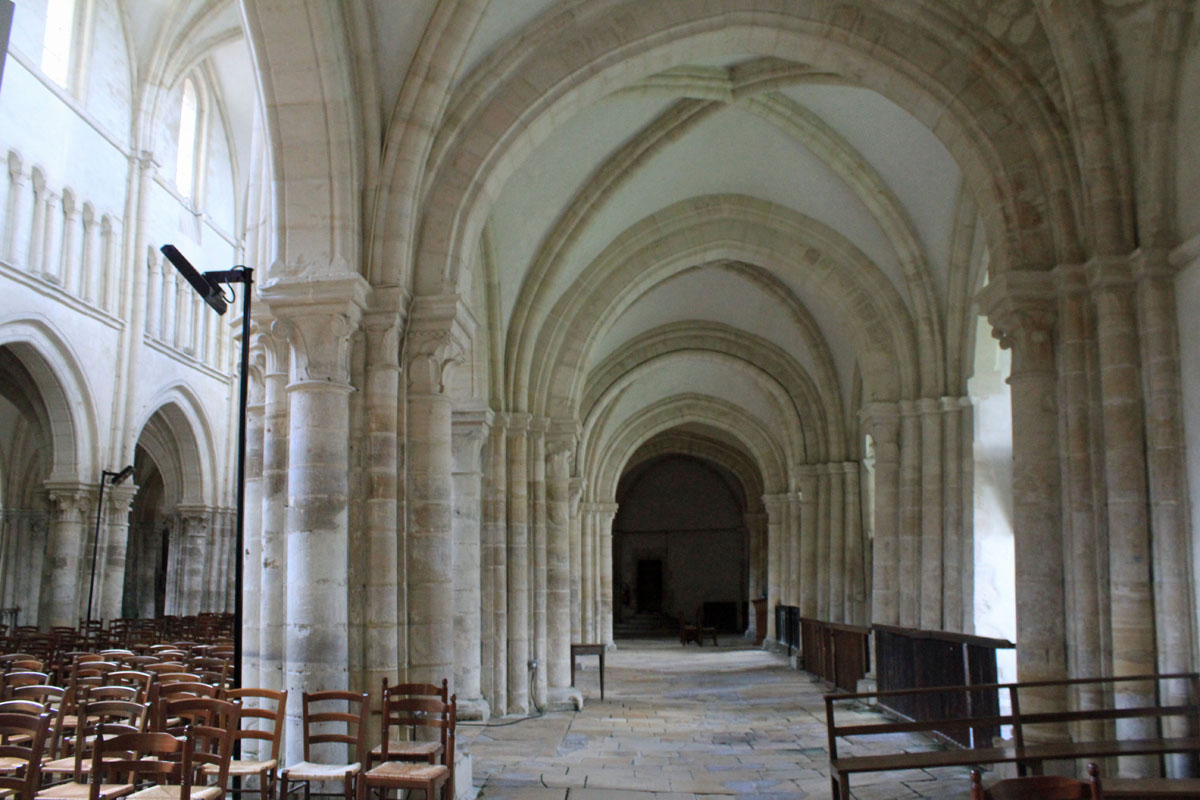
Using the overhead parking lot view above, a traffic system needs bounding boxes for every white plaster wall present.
[968,315,1016,682]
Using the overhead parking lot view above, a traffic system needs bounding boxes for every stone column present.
[917,398,943,630]
[452,408,491,720]
[258,329,289,695]
[529,418,548,708]
[175,506,209,615]
[597,503,618,648]
[828,467,846,623]
[1134,249,1194,767]
[100,484,137,620]
[863,402,901,626]
[897,402,922,627]
[242,340,267,693]
[59,190,80,294]
[815,469,832,620]
[787,492,801,608]
[100,216,117,314]
[39,188,61,282]
[263,275,367,765]
[842,463,866,625]
[763,494,785,639]
[797,467,818,617]
[568,477,584,644]
[26,170,46,272]
[3,151,25,262]
[80,204,97,304]
[940,398,967,632]
[580,503,596,642]
[980,273,1068,724]
[485,418,507,714]
[546,430,577,707]
[405,310,467,691]
[506,413,531,713]
[745,511,765,637]
[1088,258,1157,754]
[146,255,163,336]
[361,314,401,708]
[38,486,89,628]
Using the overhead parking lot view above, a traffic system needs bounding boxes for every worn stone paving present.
[460,638,974,800]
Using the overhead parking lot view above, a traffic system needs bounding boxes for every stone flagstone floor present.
[460,638,974,800]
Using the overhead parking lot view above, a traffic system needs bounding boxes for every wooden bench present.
[825,672,1200,800]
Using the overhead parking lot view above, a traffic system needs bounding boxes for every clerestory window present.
[41,0,77,87]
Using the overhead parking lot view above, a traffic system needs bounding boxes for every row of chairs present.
[279,679,457,800]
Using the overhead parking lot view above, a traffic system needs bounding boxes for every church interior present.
[2,0,1200,796]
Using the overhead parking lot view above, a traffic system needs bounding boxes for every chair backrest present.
[0,711,51,800]
[91,730,194,800]
[105,670,153,701]
[971,764,1103,800]
[301,691,368,764]
[225,688,287,761]
[161,697,240,792]
[378,678,449,755]
[65,698,148,781]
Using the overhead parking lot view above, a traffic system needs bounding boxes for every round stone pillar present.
[100,484,137,620]
[568,478,584,645]
[175,505,210,615]
[546,430,577,707]
[897,403,921,627]
[797,466,819,618]
[596,503,618,648]
[263,275,367,766]
[981,274,1068,727]
[39,486,89,628]
[258,329,289,695]
[452,409,491,720]
[863,402,901,626]
[506,413,531,713]
[485,419,508,714]
[242,341,266,693]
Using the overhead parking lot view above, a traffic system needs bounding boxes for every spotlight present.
[161,244,228,315]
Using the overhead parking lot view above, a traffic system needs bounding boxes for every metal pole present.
[85,472,110,627]
[233,269,251,689]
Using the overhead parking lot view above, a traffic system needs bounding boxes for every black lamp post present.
[86,465,134,630]
[161,244,251,688]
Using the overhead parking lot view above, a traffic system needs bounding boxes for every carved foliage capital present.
[277,312,357,385]
[407,328,465,395]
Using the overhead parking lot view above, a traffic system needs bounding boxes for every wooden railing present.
[873,623,1015,748]
[801,617,871,692]
[774,604,800,654]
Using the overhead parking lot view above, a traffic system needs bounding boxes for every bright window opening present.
[176,79,198,199]
[42,0,76,87]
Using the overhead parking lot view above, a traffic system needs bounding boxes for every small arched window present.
[42,0,77,87]
[176,78,199,199]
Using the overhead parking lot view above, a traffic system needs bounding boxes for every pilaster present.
[452,407,492,721]
[546,423,579,709]
[861,402,900,626]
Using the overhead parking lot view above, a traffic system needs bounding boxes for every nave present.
[465,639,967,800]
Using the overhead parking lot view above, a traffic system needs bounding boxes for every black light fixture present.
[162,244,252,689]
[87,465,135,627]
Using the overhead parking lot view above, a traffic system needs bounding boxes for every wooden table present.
[570,643,606,699]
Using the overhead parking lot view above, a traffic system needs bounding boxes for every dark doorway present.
[637,559,663,613]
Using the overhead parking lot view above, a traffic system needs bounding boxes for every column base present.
[548,686,583,711]
[457,695,491,722]
[605,640,617,651]
[452,750,473,800]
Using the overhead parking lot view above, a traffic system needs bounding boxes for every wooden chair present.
[357,695,455,800]
[278,691,368,800]
[367,680,447,769]
[213,688,287,800]
[971,763,1103,800]
[0,711,51,800]
[86,730,197,800]
[159,698,239,800]
[678,614,699,646]
[38,699,147,800]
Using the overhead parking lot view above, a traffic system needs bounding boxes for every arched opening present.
[0,346,53,627]
[612,453,748,637]
[122,452,167,618]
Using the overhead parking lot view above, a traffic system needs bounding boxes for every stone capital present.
[1131,247,1175,282]
[176,504,210,527]
[407,328,465,395]
[7,150,22,180]
[507,412,533,434]
[568,478,585,511]
[44,484,91,519]
[976,270,1057,353]
[105,484,138,514]
[261,274,369,385]
[1084,254,1135,292]
[451,408,493,473]
[362,311,404,368]
[546,444,573,480]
